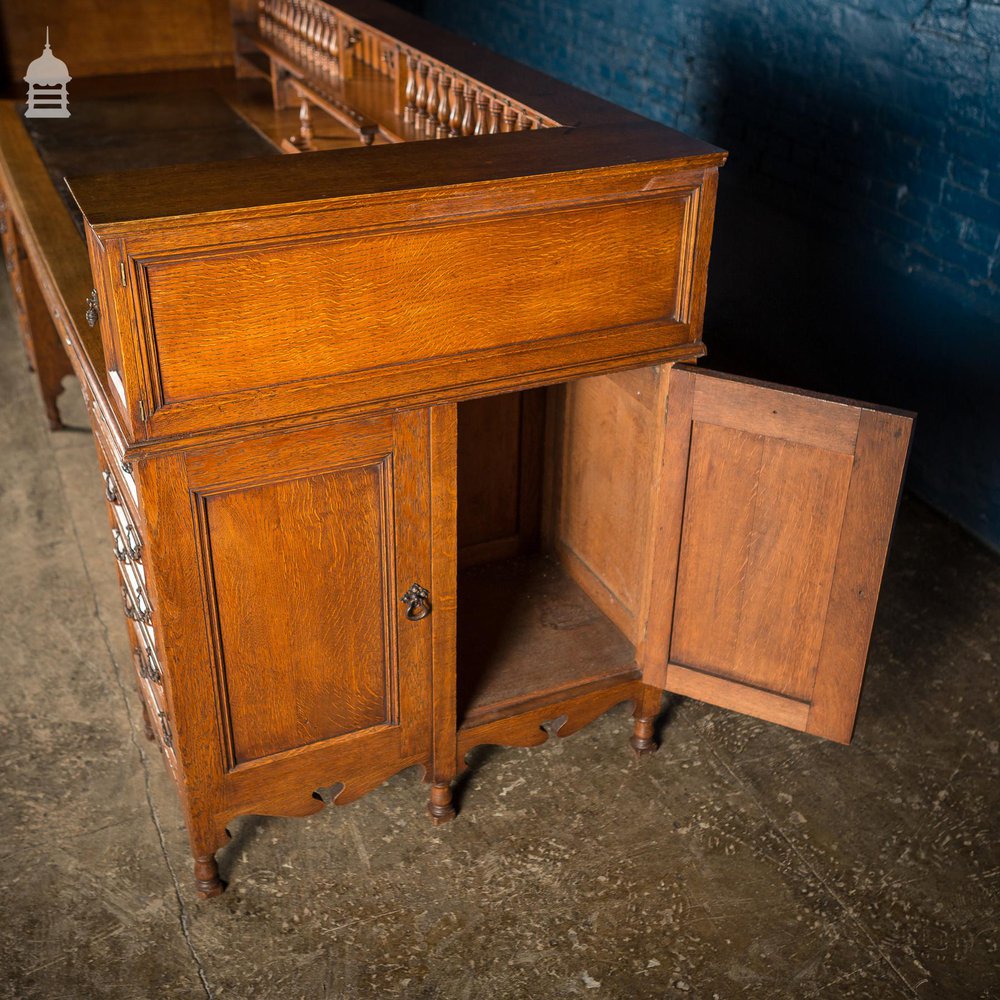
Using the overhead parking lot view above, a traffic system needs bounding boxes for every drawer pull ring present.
[102,470,118,503]
[85,289,99,328]
[137,645,162,685]
[125,525,142,562]
[158,711,173,750]
[400,583,431,621]
[112,528,128,563]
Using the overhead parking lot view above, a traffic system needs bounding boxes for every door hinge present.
[118,261,127,287]
[137,397,147,423]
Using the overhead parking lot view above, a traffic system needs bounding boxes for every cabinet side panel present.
[553,367,662,641]
[202,461,392,764]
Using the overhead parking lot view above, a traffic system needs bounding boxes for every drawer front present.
[129,617,163,691]
[136,665,178,776]
[108,492,145,586]
[118,561,154,631]
[93,410,139,515]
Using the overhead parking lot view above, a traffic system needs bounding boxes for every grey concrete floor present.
[1,278,998,1000]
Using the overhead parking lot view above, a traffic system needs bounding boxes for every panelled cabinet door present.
[640,365,913,744]
[179,409,434,812]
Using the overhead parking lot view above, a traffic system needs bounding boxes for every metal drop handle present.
[102,470,118,503]
[112,528,128,563]
[85,289,99,328]
[125,525,142,562]
[400,583,431,621]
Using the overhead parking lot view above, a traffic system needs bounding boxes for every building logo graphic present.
[24,28,71,118]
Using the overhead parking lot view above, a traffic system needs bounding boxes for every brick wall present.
[422,0,999,312]
[418,0,1000,550]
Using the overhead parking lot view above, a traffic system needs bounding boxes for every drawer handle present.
[400,582,431,621]
[85,289,99,328]
[136,644,162,685]
[125,525,142,562]
[102,470,119,503]
[122,587,138,621]
[122,587,152,626]
[158,710,173,750]
[112,527,128,563]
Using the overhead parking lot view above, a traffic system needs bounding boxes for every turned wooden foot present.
[193,854,224,898]
[427,781,456,826]
[630,716,658,756]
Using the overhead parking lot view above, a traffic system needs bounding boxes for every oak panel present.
[142,195,688,404]
[203,460,391,764]
[641,366,913,744]
[555,368,662,640]
[671,421,854,700]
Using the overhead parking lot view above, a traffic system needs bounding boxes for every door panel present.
[185,413,431,772]
[640,365,913,743]
[204,461,392,764]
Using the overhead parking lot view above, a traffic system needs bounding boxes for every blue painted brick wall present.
[423,0,999,311]
[419,0,1000,549]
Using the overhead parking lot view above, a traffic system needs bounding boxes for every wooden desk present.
[0,0,912,899]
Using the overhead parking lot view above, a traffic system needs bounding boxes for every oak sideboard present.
[0,0,913,897]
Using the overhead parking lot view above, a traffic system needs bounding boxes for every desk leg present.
[16,237,71,430]
[427,403,458,824]
[630,684,663,756]
[193,854,224,899]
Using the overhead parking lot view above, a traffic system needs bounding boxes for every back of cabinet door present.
[639,365,913,744]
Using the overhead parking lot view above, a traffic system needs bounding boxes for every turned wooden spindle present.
[292,2,306,60]
[403,54,418,124]
[503,106,518,132]
[518,113,533,130]
[319,11,336,75]
[490,100,504,134]
[425,68,440,137]
[415,61,429,133]
[475,92,490,135]
[435,77,452,138]
[257,0,269,36]
[462,86,477,135]
[298,98,314,149]
[450,81,465,137]
[193,854,224,899]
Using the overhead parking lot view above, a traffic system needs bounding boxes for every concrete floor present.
[1,280,998,1000]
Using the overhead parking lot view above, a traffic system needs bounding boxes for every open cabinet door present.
[639,365,913,744]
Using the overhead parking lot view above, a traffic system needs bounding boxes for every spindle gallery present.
[0,0,911,899]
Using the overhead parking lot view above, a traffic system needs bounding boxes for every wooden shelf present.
[458,553,637,725]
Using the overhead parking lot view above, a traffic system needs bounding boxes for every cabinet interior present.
[455,366,665,726]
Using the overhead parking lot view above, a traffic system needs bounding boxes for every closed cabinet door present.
[148,409,435,825]
[639,365,914,744]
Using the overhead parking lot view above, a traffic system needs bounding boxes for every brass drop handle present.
[400,583,431,621]
[122,587,139,622]
[135,589,152,625]
[112,528,128,563]
[85,288,99,328]
[102,470,118,503]
[125,525,142,562]
[158,710,173,750]
[136,644,161,685]
[123,586,152,625]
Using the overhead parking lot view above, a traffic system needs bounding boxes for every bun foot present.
[630,716,658,757]
[193,854,224,898]
[427,781,456,826]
